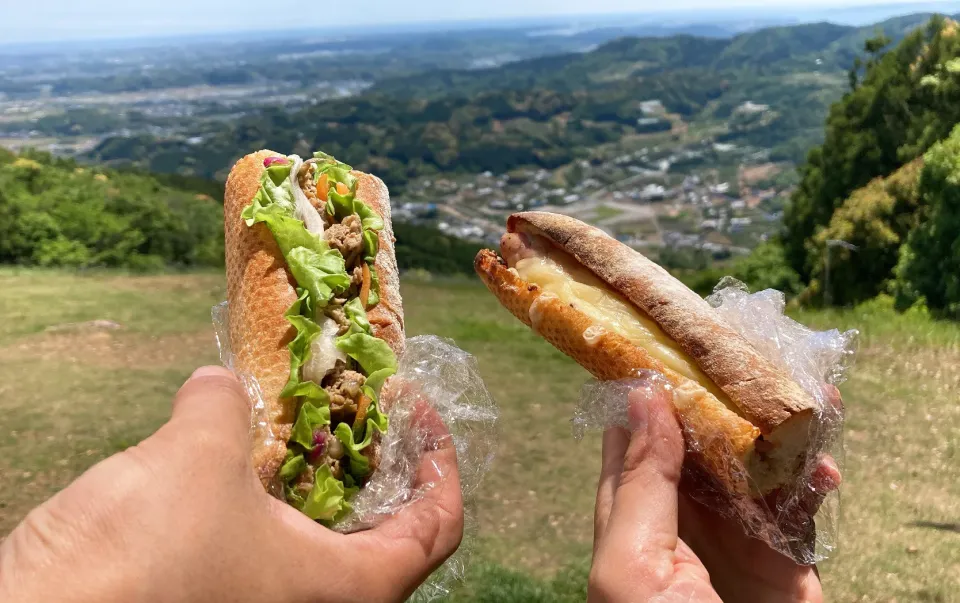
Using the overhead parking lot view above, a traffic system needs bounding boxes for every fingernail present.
[190,366,232,380]
[626,389,649,433]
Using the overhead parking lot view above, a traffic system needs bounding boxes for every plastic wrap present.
[572,279,858,565]
[212,302,499,599]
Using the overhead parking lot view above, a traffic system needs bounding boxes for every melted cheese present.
[515,249,729,403]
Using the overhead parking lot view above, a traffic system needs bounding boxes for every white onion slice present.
[287,154,326,236]
[302,317,346,384]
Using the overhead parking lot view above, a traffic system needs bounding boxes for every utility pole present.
[824,239,859,307]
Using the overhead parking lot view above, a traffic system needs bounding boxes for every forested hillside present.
[85,14,954,187]
[0,149,480,273]
[0,148,224,269]
[777,16,960,315]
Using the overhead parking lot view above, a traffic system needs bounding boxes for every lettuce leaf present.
[301,464,349,521]
[287,246,352,309]
[333,422,373,477]
[259,163,296,212]
[362,229,380,259]
[284,484,305,509]
[279,453,306,483]
[335,332,397,375]
[356,203,384,232]
[291,402,331,450]
[362,367,393,400]
[279,291,330,404]
[342,297,371,334]
[366,261,380,307]
[334,401,391,479]
[313,152,383,265]
[365,402,390,436]
[241,201,326,258]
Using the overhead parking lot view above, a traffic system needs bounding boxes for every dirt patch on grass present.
[739,162,780,185]
[0,329,218,371]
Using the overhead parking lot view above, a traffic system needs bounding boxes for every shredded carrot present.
[359,263,371,309]
[354,394,371,429]
[336,181,350,196]
[317,173,330,201]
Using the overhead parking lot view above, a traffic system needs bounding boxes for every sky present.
[0,0,954,44]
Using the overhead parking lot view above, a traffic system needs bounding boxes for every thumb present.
[166,366,253,450]
[594,387,685,588]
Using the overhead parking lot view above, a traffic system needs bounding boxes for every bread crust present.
[475,250,758,494]
[507,212,815,437]
[351,171,404,472]
[225,150,297,493]
[224,151,403,492]
[354,172,405,360]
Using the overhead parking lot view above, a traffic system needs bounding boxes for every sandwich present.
[475,212,819,496]
[224,149,403,522]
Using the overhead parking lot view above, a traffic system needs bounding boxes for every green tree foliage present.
[894,125,960,315]
[78,16,956,191]
[89,86,717,189]
[783,17,960,278]
[0,150,224,269]
[732,241,804,296]
[806,158,924,305]
[392,222,483,275]
[672,242,802,298]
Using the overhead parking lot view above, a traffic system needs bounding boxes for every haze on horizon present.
[0,0,954,45]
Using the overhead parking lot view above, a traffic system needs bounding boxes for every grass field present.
[1,269,958,602]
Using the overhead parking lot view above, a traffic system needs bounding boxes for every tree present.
[807,158,924,305]
[894,124,960,316]
[732,242,803,296]
[783,17,959,279]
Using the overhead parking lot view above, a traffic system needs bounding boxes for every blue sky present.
[0,0,950,44]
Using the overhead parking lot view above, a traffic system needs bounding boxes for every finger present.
[601,387,684,575]
[812,455,841,492]
[351,399,464,600]
[594,426,629,551]
[796,454,842,519]
[167,366,252,448]
[823,384,844,413]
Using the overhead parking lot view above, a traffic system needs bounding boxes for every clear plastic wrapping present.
[212,302,499,599]
[572,279,858,565]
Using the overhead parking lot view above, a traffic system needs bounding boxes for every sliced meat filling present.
[322,362,366,422]
[326,300,351,335]
[324,214,363,268]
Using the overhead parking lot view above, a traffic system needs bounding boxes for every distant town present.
[394,98,789,265]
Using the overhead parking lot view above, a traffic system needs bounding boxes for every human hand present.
[0,366,463,603]
[589,386,832,603]
[676,388,843,602]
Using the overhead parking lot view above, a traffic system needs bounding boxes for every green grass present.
[1,269,958,602]
[591,204,624,221]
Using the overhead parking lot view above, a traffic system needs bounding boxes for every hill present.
[86,82,728,187]
[0,148,482,274]
[0,148,224,269]
[782,15,960,314]
[371,13,950,98]
[83,13,955,186]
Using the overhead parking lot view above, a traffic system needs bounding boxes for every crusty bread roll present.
[224,150,403,496]
[475,211,817,495]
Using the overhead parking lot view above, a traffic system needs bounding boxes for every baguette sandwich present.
[224,149,403,522]
[475,212,818,496]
